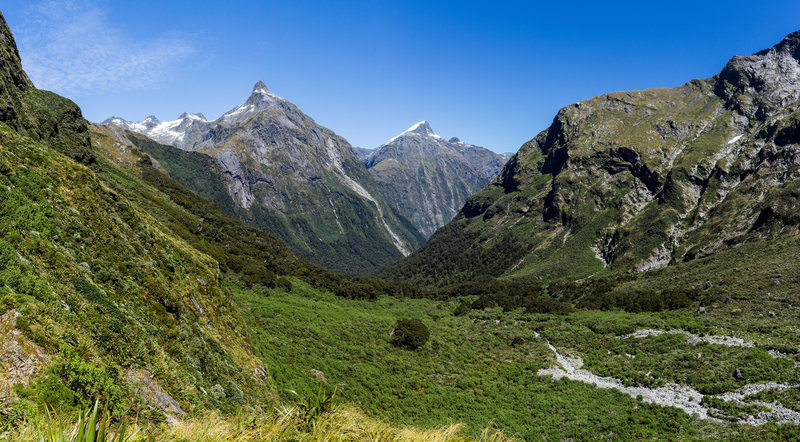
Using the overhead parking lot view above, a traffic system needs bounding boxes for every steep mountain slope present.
[384,30,800,287]
[0,11,279,418]
[0,14,93,166]
[87,122,424,301]
[5,9,800,438]
[352,146,375,162]
[104,83,424,274]
[361,121,509,237]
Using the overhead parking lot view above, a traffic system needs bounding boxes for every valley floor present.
[233,278,800,440]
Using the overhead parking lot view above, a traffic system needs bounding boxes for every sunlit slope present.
[384,30,800,287]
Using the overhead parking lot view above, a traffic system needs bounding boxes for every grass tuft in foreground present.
[8,404,513,441]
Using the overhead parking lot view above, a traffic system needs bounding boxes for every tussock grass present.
[8,406,514,442]
[159,406,512,441]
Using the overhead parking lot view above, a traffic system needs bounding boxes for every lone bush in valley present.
[391,318,429,349]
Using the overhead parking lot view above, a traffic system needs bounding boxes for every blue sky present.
[4,1,800,153]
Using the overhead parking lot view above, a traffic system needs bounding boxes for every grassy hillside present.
[88,117,800,439]
[0,122,275,420]
[89,124,424,303]
[102,91,428,276]
[4,9,800,440]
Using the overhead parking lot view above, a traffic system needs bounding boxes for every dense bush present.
[242,262,276,288]
[17,345,128,417]
[391,318,429,350]
[433,274,700,316]
[275,277,292,292]
[378,221,530,287]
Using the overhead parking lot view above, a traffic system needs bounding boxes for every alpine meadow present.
[2,3,800,441]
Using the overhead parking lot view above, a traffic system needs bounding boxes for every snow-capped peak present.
[142,115,160,128]
[407,120,432,134]
[252,80,271,95]
[216,81,285,126]
[386,120,442,144]
[102,116,127,125]
[101,111,208,146]
[247,80,283,103]
[102,80,287,146]
[179,112,207,121]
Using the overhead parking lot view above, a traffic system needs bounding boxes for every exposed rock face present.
[0,12,32,124]
[385,29,800,286]
[0,310,50,402]
[0,12,93,165]
[362,121,510,237]
[103,82,425,274]
[352,146,375,163]
[126,369,185,421]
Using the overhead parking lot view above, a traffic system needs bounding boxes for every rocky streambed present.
[536,330,800,425]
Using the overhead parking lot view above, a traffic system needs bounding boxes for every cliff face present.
[384,30,800,287]
[362,121,508,237]
[0,12,93,165]
[0,11,32,120]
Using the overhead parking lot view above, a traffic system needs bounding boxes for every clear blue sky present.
[4,1,800,153]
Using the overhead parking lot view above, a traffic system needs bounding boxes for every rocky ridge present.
[361,121,510,237]
[103,82,424,274]
[385,29,800,286]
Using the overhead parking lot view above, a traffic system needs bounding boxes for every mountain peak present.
[101,116,125,125]
[759,29,800,57]
[715,28,800,120]
[179,112,207,121]
[386,120,441,144]
[408,120,433,134]
[252,80,271,95]
[245,80,283,106]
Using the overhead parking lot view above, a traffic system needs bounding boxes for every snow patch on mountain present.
[386,120,442,144]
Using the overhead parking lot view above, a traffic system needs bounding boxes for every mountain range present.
[356,121,511,236]
[384,30,800,287]
[103,82,425,274]
[5,6,800,438]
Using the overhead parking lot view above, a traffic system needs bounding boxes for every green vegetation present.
[0,121,274,420]
[11,400,514,441]
[122,132,237,215]
[26,119,800,440]
[701,396,769,422]
[382,68,800,294]
[101,121,426,276]
[36,399,139,442]
[4,13,800,440]
[391,318,429,349]
[232,277,800,439]
[89,124,425,302]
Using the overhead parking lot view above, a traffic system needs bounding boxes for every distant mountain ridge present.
[104,82,425,274]
[384,29,800,287]
[358,121,511,237]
